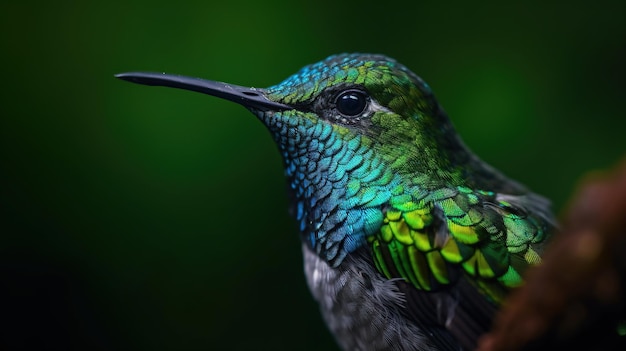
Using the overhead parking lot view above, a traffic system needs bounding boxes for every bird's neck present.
[272,126,471,267]
[266,111,522,267]
[270,118,402,266]
[371,106,525,194]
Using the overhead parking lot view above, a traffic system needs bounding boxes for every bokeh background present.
[1,1,624,350]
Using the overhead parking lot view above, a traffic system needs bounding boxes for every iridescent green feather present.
[369,185,548,303]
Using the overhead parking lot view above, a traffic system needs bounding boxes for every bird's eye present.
[335,90,368,117]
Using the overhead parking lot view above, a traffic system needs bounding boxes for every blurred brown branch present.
[477,159,626,351]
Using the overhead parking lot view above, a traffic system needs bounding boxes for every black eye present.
[335,90,368,117]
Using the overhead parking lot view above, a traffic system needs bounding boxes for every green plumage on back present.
[369,185,548,303]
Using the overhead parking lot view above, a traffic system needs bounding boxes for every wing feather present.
[369,185,553,303]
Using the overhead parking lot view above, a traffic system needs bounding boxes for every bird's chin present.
[248,108,282,132]
[249,108,314,137]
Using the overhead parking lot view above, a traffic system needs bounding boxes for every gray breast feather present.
[302,244,440,351]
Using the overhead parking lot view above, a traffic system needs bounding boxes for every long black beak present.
[115,72,291,111]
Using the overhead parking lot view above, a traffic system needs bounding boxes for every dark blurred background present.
[0,1,623,350]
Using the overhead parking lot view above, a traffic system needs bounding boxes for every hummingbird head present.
[261,53,468,180]
[116,53,473,264]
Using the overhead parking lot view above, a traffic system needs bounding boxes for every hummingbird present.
[116,54,554,351]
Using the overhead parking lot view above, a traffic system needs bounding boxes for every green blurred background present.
[0,1,623,350]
